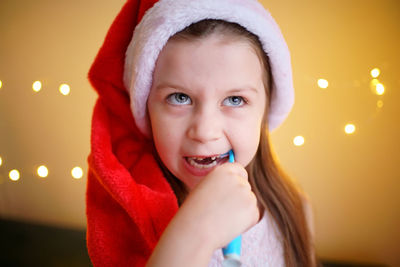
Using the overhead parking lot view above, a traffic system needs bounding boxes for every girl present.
[86,0,316,266]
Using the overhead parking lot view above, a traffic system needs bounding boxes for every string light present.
[71,167,83,179]
[370,68,380,78]
[0,67,389,184]
[293,136,305,146]
[375,83,385,95]
[317,78,329,89]
[370,79,386,95]
[344,124,356,135]
[9,169,20,181]
[59,84,70,95]
[37,165,49,178]
[370,79,380,87]
[32,81,42,92]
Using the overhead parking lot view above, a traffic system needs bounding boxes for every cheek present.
[148,104,171,155]
[150,120,179,176]
[230,116,263,166]
[151,117,176,151]
[148,110,186,168]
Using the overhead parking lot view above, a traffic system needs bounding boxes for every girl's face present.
[147,35,266,190]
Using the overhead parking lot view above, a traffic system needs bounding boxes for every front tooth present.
[188,157,217,169]
[211,156,216,161]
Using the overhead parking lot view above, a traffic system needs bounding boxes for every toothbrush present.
[221,149,242,267]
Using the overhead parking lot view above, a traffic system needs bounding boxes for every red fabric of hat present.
[86,0,178,266]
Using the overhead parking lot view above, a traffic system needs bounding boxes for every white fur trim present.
[124,0,294,136]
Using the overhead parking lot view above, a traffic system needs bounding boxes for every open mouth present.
[185,153,229,169]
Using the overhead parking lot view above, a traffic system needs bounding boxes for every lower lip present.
[183,157,229,177]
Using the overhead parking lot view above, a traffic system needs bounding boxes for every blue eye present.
[223,96,245,107]
[166,93,192,105]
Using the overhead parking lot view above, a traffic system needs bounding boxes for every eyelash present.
[165,93,248,107]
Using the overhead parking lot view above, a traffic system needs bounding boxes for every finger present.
[223,162,248,180]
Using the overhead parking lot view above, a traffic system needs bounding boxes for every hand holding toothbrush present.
[147,152,259,266]
[180,150,259,253]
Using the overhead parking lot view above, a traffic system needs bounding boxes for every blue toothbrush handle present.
[228,149,235,164]
[222,235,242,260]
[222,150,242,266]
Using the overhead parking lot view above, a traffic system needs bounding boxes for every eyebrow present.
[154,83,187,92]
[226,87,259,95]
[154,83,260,94]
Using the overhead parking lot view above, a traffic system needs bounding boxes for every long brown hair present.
[156,19,316,267]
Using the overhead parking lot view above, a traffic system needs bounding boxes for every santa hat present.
[86,0,293,266]
[87,0,178,266]
[124,0,294,136]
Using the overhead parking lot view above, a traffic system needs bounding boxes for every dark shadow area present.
[0,218,92,267]
[0,218,389,267]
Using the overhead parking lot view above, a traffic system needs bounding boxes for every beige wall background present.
[0,0,399,266]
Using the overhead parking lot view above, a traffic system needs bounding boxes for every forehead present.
[152,35,265,93]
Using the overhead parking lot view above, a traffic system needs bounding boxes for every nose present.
[187,106,223,143]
